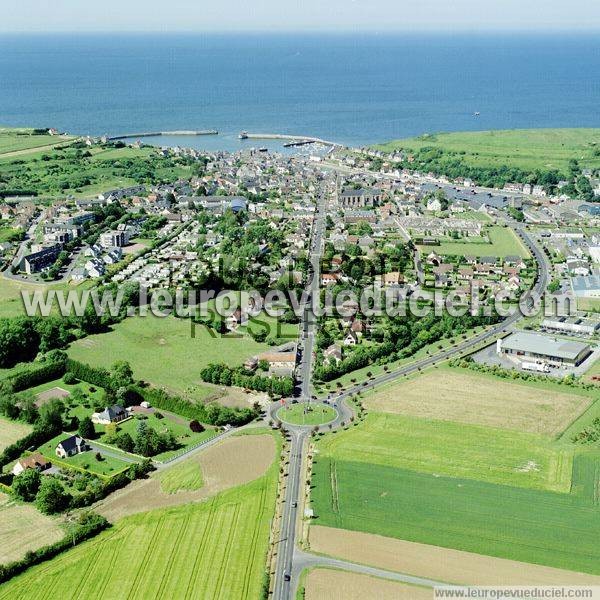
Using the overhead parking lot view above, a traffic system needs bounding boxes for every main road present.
[272,182,330,600]
[271,187,551,599]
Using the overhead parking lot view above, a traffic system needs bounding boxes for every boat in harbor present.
[239,131,248,139]
[258,147,268,152]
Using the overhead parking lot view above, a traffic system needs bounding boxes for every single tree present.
[78,416,95,440]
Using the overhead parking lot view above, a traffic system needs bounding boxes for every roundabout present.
[276,402,337,427]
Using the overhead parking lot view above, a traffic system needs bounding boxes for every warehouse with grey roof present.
[497,332,592,366]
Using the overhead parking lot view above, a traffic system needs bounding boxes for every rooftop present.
[501,331,591,360]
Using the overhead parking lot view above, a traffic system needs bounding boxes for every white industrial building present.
[497,332,592,367]
[541,316,599,337]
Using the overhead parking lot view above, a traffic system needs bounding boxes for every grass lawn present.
[418,226,530,258]
[68,314,271,402]
[311,452,600,576]
[0,416,31,452]
[0,456,279,599]
[376,128,600,173]
[98,414,217,461]
[317,413,573,492]
[37,434,133,478]
[157,459,204,494]
[362,366,595,437]
[277,403,336,426]
[21,377,106,405]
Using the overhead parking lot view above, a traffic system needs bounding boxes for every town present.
[2,127,600,599]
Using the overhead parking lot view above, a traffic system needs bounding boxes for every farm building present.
[12,453,51,476]
[497,332,592,367]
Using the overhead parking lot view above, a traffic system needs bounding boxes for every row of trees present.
[391,145,564,191]
[200,363,294,397]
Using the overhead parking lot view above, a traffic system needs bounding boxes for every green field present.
[68,314,270,402]
[376,128,600,172]
[311,453,600,575]
[418,226,530,258]
[277,403,336,426]
[0,276,96,318]
[0,450,279,599]
[157,459,204,494]
[0,416,31,452]
[317,413,572,492]
[0,134,193,199]
[0,128,75,155]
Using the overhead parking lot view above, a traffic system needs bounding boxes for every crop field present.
[376,128,600,172]
[0,416,31,452]
[303,568,431,600]
[317,413,573,492]
[0,444,279,600]
[158,459,204,494]
[0,494,65,564]
[308,526,600,587]
[364,367,593,436]
[311,451,600,575]
[68,314,270,402]
[418,226,530,258]
[99,431,277,521]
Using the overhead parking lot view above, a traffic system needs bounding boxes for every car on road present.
[284,572,291,582]
[292,501,297,508]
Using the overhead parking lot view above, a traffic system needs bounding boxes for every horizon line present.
[2,27,600,35]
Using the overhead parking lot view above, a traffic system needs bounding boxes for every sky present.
[2,0,600,33]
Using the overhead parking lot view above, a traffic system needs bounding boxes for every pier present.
[243,133,342,148]
[108,130,218,140]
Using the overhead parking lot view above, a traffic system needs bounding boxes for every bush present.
[62,372,78,385]
[9,360,67,392]
[35,478,72,515]
[190,420,205,433]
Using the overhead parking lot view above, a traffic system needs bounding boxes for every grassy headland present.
[375,128,600,188]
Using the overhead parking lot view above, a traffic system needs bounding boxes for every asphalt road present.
[270,217,550,599]
[272,184,329,600]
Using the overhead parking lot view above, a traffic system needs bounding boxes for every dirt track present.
[97,433,275,522]
[309,526,600,586]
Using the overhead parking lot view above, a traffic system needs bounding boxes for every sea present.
[1,32,599,152]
